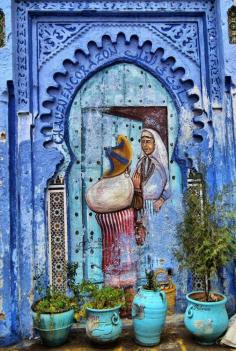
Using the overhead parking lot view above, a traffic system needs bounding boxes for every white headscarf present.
[136,128,170,201]
[140,128,169,174]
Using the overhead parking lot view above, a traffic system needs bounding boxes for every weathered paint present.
[67,64,182,288]
[0,0,20,346]
[0,0,236,346]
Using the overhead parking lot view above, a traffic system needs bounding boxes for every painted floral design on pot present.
[86,306,122,343]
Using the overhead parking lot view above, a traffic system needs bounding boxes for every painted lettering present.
[53,131,64,144]
[88,58,97,70]
[139,49,153,64]
[166,76,181,90]
[102,49,109,59]
[56,98,68,114]
[108,45,117,56]
[95,52,104,64]
[70,76,79,85]
[75,69,85,80]
[63,82,75,95]
[124,49,139,59]
[54,120,64,131]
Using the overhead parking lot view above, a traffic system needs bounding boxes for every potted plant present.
[32,290,77,347]
[78,286,124,344]
[31,272,77,347]
[174,182,236,345]
[132,270,167,346]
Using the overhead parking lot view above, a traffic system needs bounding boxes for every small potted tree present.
[174,182,236,345]
[78,286,124,344]
[31,270,77,347]
[132,270,167,346]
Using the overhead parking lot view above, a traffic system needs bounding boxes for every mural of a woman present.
[85,135,137,288]
[132,128,170,245]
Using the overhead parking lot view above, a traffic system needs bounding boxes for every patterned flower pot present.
[132,288,167,346]
[184,291,229,345]
[86,306,122,343]
[32,309,74,347]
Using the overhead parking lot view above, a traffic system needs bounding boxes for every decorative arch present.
[36,33,207,291]
[40,34,203,154]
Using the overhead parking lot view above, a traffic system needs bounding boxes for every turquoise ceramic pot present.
[86,306,122,343]
[132,288,167,346]
[32,309,74,347]
[184,291,229,345]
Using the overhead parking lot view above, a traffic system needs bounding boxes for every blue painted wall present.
[0,0,20,346]
[0,0,236,345]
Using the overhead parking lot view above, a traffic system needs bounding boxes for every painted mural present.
[3,0,236,344]
[67,63,183,292]
[85,127,170,291]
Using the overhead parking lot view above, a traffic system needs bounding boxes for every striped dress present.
[96,208,137,287]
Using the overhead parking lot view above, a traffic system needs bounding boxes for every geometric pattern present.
[47,176,68,291]
[0,10,5,48]
[187,171,205,292]
[228,7,236,44]
[192,272,205,291]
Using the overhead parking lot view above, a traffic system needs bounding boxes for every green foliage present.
[143,269,160,291]
[87,286,124,309]
[67,262,98,297]
[174,185,236,301]
[32,288,77,314]
[32,265,76,316]
[76,280,98,295]
[67,261,78,292]
[78,286,125,319]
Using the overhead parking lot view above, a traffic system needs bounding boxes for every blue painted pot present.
[86,305,122,343]
[32,309,74,347]
[184,291,229,345]
[132,288,167,346]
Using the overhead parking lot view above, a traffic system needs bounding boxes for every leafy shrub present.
[174,183,236,301]
[32,288,77,314]
[143,269,160,291]
[77,286,124,319]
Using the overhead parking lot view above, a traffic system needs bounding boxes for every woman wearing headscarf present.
[132,128,170,245]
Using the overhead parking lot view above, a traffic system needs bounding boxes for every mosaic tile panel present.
[48,178,67,291]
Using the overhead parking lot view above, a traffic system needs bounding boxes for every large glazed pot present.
[86,306,122,343]
[32,309,74,347]
[132,288,167,346]
[184,291,228,345]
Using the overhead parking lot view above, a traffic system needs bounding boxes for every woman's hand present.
[132,171,141,190]
[154,198,165,212]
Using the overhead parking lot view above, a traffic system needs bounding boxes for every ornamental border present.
[15,0,221,110]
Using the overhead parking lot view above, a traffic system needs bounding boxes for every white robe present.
[134,128,170,202]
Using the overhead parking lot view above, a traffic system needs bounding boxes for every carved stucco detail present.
[149,23,199,65]
[39,34,201,149]
[16,0,221,108]
[25,0,212,11]
[38,22,200,68]
[38,23,92,67]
